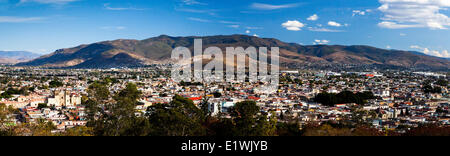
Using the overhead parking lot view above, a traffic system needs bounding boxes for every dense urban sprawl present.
[0,65,449,136]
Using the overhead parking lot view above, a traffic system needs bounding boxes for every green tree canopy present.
[228,101,277,136]
[313,91,375,106]
[147,95,206,136]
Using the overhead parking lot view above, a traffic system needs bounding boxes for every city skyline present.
[0,0,449,59]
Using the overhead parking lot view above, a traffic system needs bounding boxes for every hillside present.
[16,35,450,70]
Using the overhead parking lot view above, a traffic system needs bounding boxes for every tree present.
[199,97,211,118]
[0,103,8,123]
[87,82,109,102]
[112,83,141,116]
[49,80,63,88]
[61,126,94,136]
[90,83,151,136]
[103,77,119,85]
[0,88,22,99]
[229,101,277,136]
[28,87,35,92]
[351,126,384,136]
[423,84,442,94]
[436,79,448,87]
[404,124,450,136]
[313,92,338,106]
[27,119,57,136]
[212,92,222,98]
[302,124,352,136]
[254,112,277,136]
[276,122,302,136]
[147,95,206,136]
[313,91,375,106]
[84,99,99,124]
[0,104,15,136]
[294,78,303,85]
[19,87,29,96]
[37,103,48,110]
[0,92,12,99]
[86,82,110,127]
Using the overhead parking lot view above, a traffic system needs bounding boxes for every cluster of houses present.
[0,66,448,133]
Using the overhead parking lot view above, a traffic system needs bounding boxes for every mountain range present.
[16,35,450,70]
[0,51,41,64]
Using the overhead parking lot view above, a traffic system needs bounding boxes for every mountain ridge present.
[16,35,450,70]
[0,51,41,64]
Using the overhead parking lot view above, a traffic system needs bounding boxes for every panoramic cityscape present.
[0,0,449,138]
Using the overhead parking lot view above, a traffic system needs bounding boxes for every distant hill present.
[0,51,41,64]
[16,35,450,70]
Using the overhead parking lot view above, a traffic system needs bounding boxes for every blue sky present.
[0,0,449,58]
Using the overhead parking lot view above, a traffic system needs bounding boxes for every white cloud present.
[19,0,78,4]
[103,3,145,11]
[442,50,450,58]
[378,0,450,29]
[253,34,259,37]
[410,45,450,58]
[307,14,318,21]
[352,10,366,16]
[313,39,330,45]
[246,26,263,30]
[308,27,343,32]
[187,17,210,23]
[423,48,450,58]
[175,8,217,16]
[386,45,392,49]
[219,21,240,24]
[410,45,421,49]
[251,3,300,10]
[328,21,342,27]
[0,16,43,23]
[100,26,126,30]
[176,8,207,13]
[245,30,250,34]
[182,0,207,5]
[378,21,420,29]
[282,20,305,31]
[228,25,240,28]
